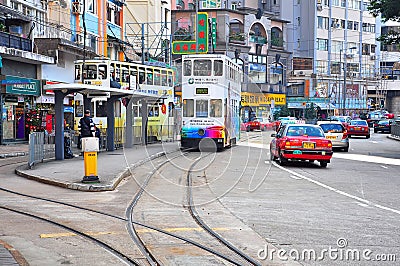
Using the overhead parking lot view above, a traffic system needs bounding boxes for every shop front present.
[287,97,337,119]
[1,75,41,143]
[240,92,286,121]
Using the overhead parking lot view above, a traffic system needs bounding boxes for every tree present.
[368,0,400,44]
[273,105,290,120]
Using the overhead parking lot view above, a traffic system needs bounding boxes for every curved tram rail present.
[126,149,262,266]
[0,150,257,265]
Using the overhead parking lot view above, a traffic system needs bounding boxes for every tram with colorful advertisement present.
[180,54,242,150]
[73,59,175,142]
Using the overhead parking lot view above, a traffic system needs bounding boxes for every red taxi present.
[270,124,333,168]
[242,117,261,131]
[347,120,370,138]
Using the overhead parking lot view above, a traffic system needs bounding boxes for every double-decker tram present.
[180,54,242,150]
[73,59,175,144]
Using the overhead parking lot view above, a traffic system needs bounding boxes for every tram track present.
[127,148,262,265]
[0,149,260,265]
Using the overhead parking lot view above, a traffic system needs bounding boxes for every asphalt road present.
[210,130,400,265]
[0,131,398,265]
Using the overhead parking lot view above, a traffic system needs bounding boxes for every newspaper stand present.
[81,137,100,183]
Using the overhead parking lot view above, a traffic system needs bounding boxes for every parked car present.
[270,124,333,168]
[367,110,394,127]
[330,116,352,128]
[347,120,370,138]
[317,121,349,152]
[242,117,261,131]
[253,117,273,131]
[374,119,394,133]
[272,116,302,131]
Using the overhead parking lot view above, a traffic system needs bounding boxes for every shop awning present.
[315,102,337,110]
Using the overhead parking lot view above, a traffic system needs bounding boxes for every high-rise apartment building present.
[278,0,380,117]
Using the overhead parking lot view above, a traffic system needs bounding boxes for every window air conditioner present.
[370,55,376,60]
[317,4,323,11]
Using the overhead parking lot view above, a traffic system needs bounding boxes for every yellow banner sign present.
[241,92,286,106]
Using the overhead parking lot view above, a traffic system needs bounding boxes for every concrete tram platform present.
[15,142,181,192]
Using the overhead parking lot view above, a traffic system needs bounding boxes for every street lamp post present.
[340,47,356,115]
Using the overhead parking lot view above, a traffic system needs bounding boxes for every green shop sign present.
[4,76,40,96]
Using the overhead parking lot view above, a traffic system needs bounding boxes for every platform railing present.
[28,132,55,168]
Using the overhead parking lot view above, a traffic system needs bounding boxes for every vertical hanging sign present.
[172,12,209,54]
[211,18,217,49]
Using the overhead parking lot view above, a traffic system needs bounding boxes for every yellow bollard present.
[81,137,99,183]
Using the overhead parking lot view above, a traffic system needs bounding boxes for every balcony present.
[0,31,32,52]
[270,36,284,48]
[249,35,267,44]
[229,33,246,44]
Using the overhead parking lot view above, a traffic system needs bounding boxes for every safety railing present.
[28,132,55,168]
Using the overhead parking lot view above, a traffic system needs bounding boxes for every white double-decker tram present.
[180,54,242,150]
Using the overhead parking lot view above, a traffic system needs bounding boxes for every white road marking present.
[272,161,400,216]
[332,153,400,166]
[357,202,370,208]
[380,165,388,169]
[289,175,302,180]
[370,141,378,144]
[264,160,270,164]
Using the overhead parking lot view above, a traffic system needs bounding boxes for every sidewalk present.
[15,142,181,192]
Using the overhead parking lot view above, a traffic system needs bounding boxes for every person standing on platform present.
[78,110,95,150]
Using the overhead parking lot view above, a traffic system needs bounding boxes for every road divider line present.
[272,161,400,216]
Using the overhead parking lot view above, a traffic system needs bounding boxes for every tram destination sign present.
[196,88,208,94]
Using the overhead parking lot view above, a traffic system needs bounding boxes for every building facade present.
[279,0,381,118]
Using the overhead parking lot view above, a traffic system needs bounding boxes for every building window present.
[87,0,95,13]
[318,17,329,30]
[362,43,370,55]
[317,38,328,51]
[353,22,359,31]
[341,0,346,7]
[332,0,339,6]
[347,21,353,30]
[331,40,343,53]
[316,60,328,74]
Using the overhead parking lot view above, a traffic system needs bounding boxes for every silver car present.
[317,121,349,152]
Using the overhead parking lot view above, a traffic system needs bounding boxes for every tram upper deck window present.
[83,64,97,79]
[75,65,81,80]
[146,68,153,85]
[121,66,129,82]
[196,99,208,117]
[138,68,145,84]
[210,99,222,117]
[183,99,194,117]
[183,60,192,76]
[99,65,107,80]
[194,60,212,76]
[214,60,223,76]
[154,69,161,85]
[161,70,167,86]
[167,71,173,86]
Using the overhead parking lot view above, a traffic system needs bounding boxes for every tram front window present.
[183,99,194,117]
[193,60,211,76]
[196,99,208,117]
[210,99,222,117]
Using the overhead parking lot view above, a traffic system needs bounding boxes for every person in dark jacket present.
[78,110,95,138]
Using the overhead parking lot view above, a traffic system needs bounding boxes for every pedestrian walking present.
[78,110,95,149]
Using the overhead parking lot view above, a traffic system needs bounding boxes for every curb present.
[0,152,29,159]
[387,135,400,141]
[15,148,180,192]
[0,239,29,266]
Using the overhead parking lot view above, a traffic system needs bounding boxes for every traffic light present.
[380,99,384,108]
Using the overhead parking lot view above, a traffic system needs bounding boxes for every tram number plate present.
[302,142,315,149]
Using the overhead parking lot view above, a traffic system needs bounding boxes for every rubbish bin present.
[81,137,99,183]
